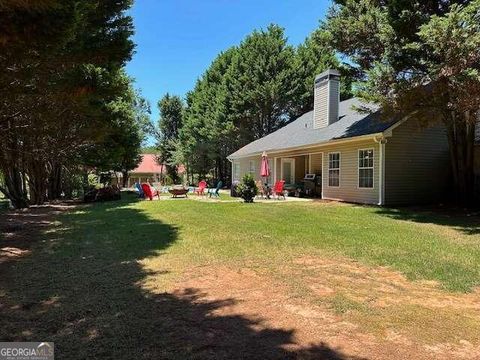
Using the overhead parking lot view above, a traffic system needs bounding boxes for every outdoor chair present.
[135,182,144,198]
[208,181,223,198]
[196,180,207,196]
[255,180,265,199]
[273,180,286,200]
[141,183,160,201]
[141,183,153,200]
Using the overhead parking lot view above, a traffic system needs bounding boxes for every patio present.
[232,151,324,198]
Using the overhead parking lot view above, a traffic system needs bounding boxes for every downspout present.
[374,135,387,206]
[227,157,233,186]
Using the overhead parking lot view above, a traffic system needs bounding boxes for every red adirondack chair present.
[141,183,153,200]
[196,180,207,196]
[141,183,159,200]
[273,180,286,200]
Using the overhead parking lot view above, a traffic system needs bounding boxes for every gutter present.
[227,132,385,160]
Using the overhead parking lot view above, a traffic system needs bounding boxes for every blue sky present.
[126,0,331,127]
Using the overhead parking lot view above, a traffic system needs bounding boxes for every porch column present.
[273,157,277,182]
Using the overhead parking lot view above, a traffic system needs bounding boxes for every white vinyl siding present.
[358,149,374,188]
[328,152,340,187]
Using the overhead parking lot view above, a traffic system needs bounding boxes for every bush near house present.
[236,174,258,203]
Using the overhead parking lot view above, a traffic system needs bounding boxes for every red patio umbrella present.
[260,151,270,181]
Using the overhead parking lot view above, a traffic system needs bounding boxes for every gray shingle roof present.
[228,98,399,159]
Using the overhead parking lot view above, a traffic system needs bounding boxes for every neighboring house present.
[116,154,185,188]
[228,69,450,206]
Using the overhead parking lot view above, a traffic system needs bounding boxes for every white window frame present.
[281,158,295,185]
[328,152,340,188]
[233,161,241,181]
[248,159,256,175]
[358,149,375,189]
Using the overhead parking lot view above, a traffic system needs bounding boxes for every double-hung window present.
[328,152,340,187]
[233,162,241,181]
[249,160,256,175]
[358,149,374,188]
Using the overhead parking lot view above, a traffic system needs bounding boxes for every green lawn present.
[2,194,480,358]
[103,194,480,292]
[56,194,480,292]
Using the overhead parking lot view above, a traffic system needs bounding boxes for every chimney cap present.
[315,69,341,84]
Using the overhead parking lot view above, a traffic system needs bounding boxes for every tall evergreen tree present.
[176,24,354,184]
[292,27,354,118]
[229,24,297,142]
[0,0,135,207]
[157,94,185,182]
[180,48,238,183]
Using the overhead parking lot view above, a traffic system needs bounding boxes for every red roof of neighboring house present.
[132,154,163,174]
[131,154,185,174]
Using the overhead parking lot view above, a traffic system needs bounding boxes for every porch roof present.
[228,98,399,159]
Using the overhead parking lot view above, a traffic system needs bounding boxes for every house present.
[227,69,450,206]
[116,154,185,188]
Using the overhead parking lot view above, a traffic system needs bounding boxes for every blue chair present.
[135,182,144,198]
[209,181,223,198]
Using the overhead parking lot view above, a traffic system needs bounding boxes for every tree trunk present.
[47,162,62,200]
[122,170,129,188]
[0,165,29,209]
[444,111,476,207]
[28,160,48,205]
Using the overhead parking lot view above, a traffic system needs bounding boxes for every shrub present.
[236,174,258,203]
[84,185,121,203]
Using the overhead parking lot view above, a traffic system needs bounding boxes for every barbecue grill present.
[302,173,322,197]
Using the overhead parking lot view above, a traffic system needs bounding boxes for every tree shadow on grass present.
[0,197,365,360]
[375,206,480,236]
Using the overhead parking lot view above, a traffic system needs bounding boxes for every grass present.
[2,194,480,358]
[130,196,480,292]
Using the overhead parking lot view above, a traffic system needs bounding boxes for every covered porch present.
[232,150,323,197]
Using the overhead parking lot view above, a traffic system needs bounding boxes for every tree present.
[180,48,238,183]
[80,73,152,189]
[157,94,184,182]
[0,0,135,207]
[177,24,355,185]
[292,27,353,118]
[229,24,297,142]
[326,0,479,205]
[107,90,151,189]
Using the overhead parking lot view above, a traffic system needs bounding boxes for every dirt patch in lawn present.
[2,203,480,359]
[0,204,73,265]
[154,257,480,360]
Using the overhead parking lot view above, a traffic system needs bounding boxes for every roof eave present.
[227,132,385,160]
